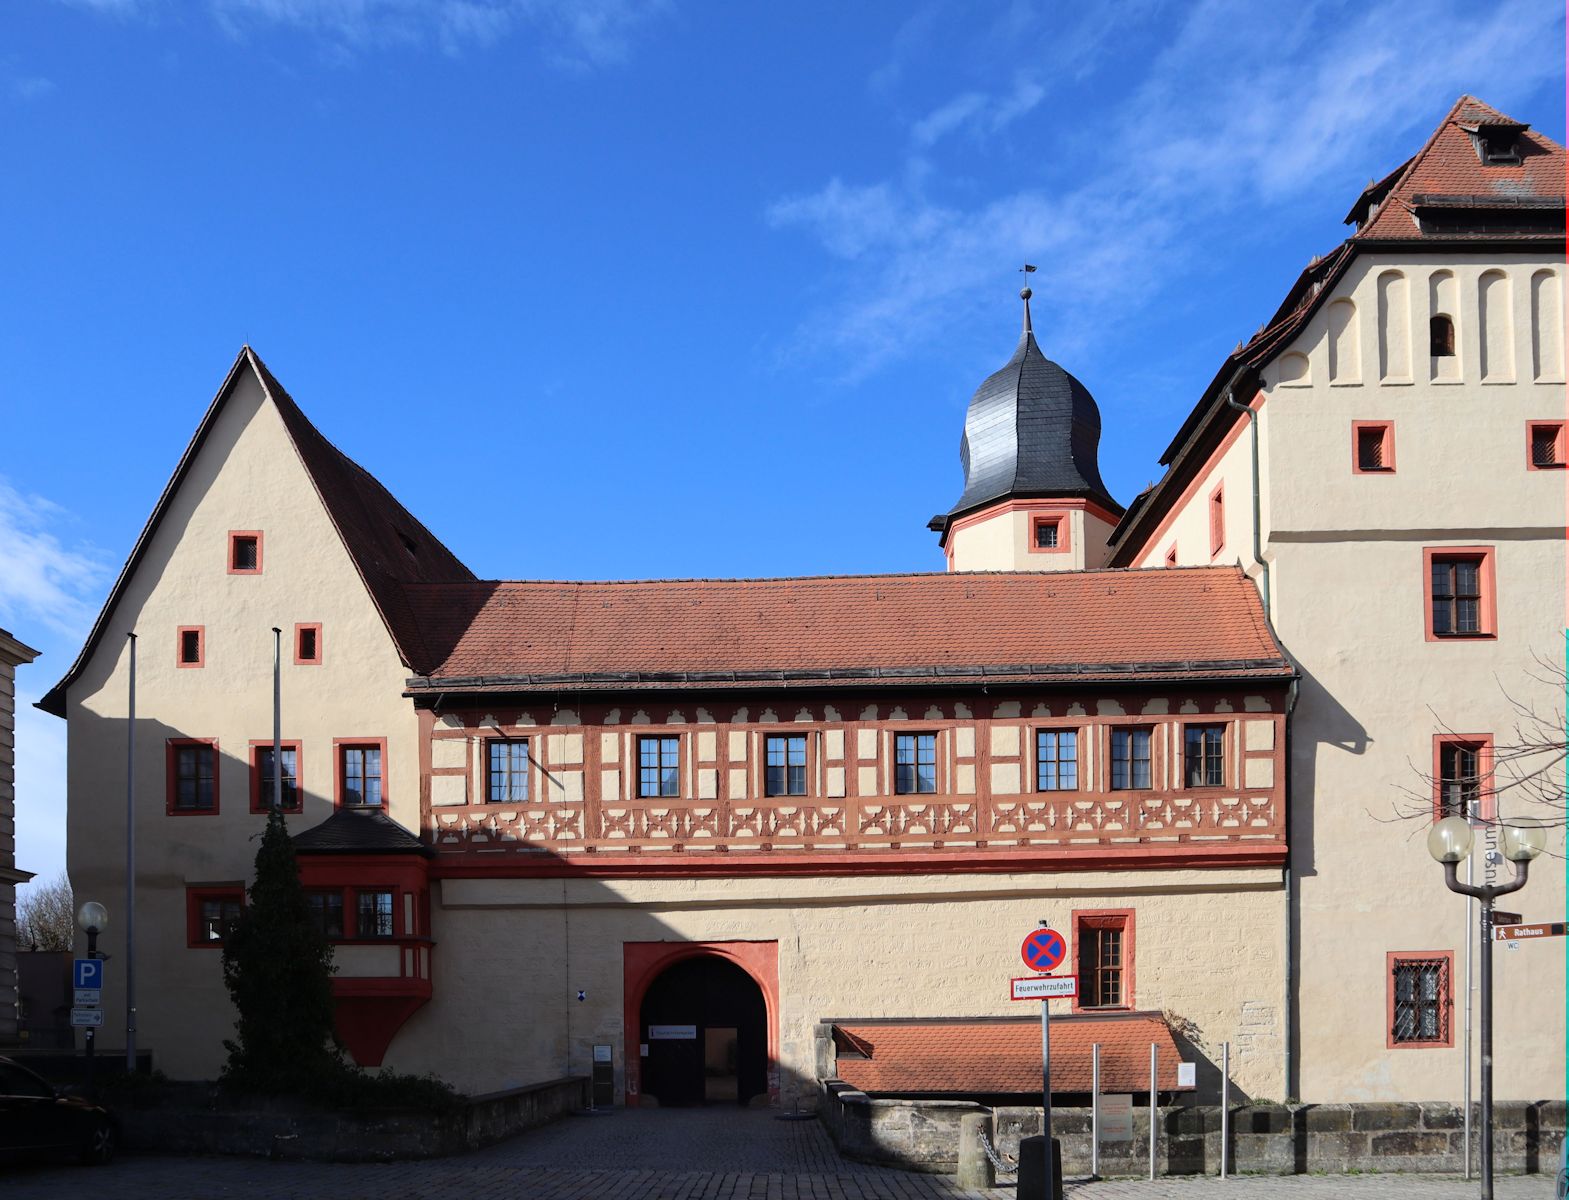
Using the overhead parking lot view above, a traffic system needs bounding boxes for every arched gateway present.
[623,941,779,1107]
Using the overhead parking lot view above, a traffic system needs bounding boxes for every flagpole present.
[272,628,282,813]
[125,631,137,1070]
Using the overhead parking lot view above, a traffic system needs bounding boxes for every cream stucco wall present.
[63,368,421,1077]
[1122,248,1567,1102]
[382,867,1287,1103]
[948,503,1119,572]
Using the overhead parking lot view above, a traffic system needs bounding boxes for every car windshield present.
[0,1062,53,1098]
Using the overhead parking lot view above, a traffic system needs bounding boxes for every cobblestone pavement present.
[0,1108,1552,1198]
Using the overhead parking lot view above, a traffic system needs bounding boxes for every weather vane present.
[1019,264,1036,333]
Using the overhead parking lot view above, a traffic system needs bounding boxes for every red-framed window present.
[1074,909,1134,1011]
[177,626,205,668]
[1433,734,1493,822]
[1028,513,1070,555]
[228,530,263,575]
[1424,547,1496,640]
[186,885,244,948]
[166,738,219,815]
[637,735,682,798]
[1109,727,1152,790]
[894,732,939,795]
[1208,484,1225,557]
[486,738,531,804]
[1183,723,1225,788]
[764,733,810,797]
[1387,951,1453,1048]
[1353,421,1396,473]
[249,740,303,814]
[1528,421,1565,470]
[294,623,322,665]
[1035,728,1079,792]
[304,887,397,942]
[334,739,387,808]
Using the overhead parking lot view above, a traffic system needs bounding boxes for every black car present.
[0,1056,116,1165]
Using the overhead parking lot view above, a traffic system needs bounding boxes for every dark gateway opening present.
[639,956,767,1107]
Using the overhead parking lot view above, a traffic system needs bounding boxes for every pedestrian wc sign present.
[73,958,103,990]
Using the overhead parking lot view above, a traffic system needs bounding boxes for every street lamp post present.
[76,901,108,1091]
[1426,817,1546,1200]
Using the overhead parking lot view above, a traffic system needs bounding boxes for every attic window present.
[228,531,262,574]
[396,530,418,557]
[1472,127,1522,165]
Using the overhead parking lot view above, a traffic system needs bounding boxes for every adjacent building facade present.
[1,626,41,1045]
[41,96,1565,1107]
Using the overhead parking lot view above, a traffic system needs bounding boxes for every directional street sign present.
[74,988,101,1007]
[70,1008,105,1028]
[1011,975,1078,1001]
[73,959,103,990]
[1494,921,1567,942]
[1020,927,1067,973]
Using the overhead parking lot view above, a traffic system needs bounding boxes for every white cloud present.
[772,0,1565,377]
[9,75,57,101]
[0,479,109,639]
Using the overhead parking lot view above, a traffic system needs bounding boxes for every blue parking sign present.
[73,958,102,989]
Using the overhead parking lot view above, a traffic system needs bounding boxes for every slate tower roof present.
[930,290,1121,536]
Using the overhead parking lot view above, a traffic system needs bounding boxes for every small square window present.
[765,734,808,797]
[1529,423,1565,469]
[488,739,530,803]
[228,531,263,574]
[295,623,322,664]
[638,736,681,798]
[1354,422,1395,473]
[1183,725,1224,787]
[355,890,395,939]
[894,733,938,794]
[1388,953,1452,1047]
[339,743,384,807]
[1035,730,1078,791]
[186,886,244,948]
[1109,728,1151,790]
[178,626,204,668]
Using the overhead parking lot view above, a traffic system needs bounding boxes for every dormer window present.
[396,530,418,557]
[1430,315,1455,357]
[228,531,263,574]
[1466,122,1526,166]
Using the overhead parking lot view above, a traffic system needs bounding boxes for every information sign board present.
[1494,921,1567,942]
[73,959,103,990]
[70,1008,105,1028]
[74,988,101,1007]
[1010,975,1077,1001]
[1100,1094,1133,1141]
[648,1024,697,1040]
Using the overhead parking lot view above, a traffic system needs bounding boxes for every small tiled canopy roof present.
[403,566,1291,691]
[832,1014,1188,1096]
[292,806,433,857]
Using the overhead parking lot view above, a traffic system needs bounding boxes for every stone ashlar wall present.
[821,1080,1565,1177]
[115,1076,589,1161]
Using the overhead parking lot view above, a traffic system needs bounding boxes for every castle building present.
[40,96,1563,1107]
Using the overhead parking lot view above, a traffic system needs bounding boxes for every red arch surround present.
[622,940,779,1107]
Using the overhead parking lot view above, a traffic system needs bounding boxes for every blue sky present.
[3,0,1564,891]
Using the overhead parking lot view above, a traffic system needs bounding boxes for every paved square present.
[0,1109,1551,1198]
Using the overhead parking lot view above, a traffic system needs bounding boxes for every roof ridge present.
[400,565,1245,588]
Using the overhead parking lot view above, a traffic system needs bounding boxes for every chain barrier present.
[978,1130,1018,1179]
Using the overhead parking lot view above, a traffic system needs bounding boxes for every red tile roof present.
[1357,95,1564,240]
[402,567,1291,687]
[832,1015,1188,1095]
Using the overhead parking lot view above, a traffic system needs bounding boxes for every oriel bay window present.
[1184,724,1224,787]
[638,735,681,798]
[764,734,808,797]
[1109,728,1151,790]
[487,739,530,803]
[356,890,395,940]
[1036,730,1078,791]
[894,732,937,794]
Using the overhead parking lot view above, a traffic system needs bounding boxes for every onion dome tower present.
[928,287,1123,571]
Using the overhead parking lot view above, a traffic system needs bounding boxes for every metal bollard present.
[1091,1042,1101,1180]
[958,1112,995,1190]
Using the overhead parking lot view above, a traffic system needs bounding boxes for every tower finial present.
[1019,264,1036,335]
